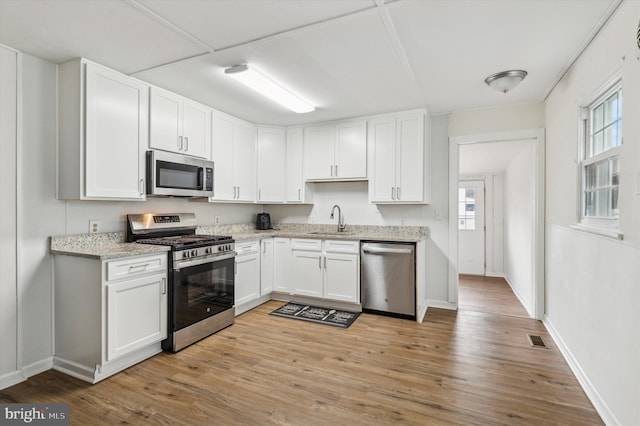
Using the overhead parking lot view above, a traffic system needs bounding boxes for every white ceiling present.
[459,139,532,176]
[0,0,620,126]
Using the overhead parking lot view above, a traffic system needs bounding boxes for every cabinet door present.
[304,124,335,180]
[149,87,183,154]
[273,238,291,293]
[85,63,147,199]
[285,127,304,202]
[211,114,235,200]
[233,121,257,202]
[257,127,285,203]
[260,239,274,295]
[291,251,323,298]
[106,273,167,361]
[324,253,359,303]
[396,112,424,202]
[335,120,367,179]
[368,117,396,202]
[235,253,260,306]
[182,99,211,159]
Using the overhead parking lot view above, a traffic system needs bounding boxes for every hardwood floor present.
[1,300,602,425]
[458,274,530,318]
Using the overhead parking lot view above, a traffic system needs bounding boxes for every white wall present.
[503,141,535,315]
[449,103,545,137]
[268,113,452,304]
[0,45,20,387]
[544,1,640,424]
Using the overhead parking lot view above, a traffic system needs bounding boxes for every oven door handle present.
[173,252,236,270]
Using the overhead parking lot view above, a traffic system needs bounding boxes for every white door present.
[285,127,304,202]
[334,120,367,179]
[233,121,257,201]
[396,112,424,202]
[235,252,260,306]
[291,251,323,298]
[304,124,335,180]
[260,239,274,295]
[324,253,359,303]
[458,180,485,275]
[181,99,210,158]
[273,238,292,293]
[368,118,396,202]
[211,114,235,200]
[257,127,285,202]
[149,87,182,153]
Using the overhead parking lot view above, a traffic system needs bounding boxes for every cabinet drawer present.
[236,240,259,256]
[107,254,166,282]
[291,238,322,251]
[325,240,359,254]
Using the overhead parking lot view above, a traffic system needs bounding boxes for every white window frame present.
[574,75,623,240]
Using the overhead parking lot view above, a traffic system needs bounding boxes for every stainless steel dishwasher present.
[360,241,416,319]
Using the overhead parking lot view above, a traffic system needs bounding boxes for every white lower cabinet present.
[260,238,274,295]
[53,253,167,383]
[273,238,292,293]
[235,241,261,307]
[290,239,360,304]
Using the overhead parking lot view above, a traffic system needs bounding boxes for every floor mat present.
[269,302,360,328]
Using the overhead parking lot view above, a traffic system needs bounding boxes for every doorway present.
[458,180,485,275]
[449,129,545,320]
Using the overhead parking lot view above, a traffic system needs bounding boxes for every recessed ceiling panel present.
[388,0,616,113]
[137,0,376,51]
[0,0,205,73]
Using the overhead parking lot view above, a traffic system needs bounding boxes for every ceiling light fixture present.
[484,70,528,94]
[224,64,315,114]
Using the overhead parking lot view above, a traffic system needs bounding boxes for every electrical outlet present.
[434,210,441,220]
[214,216,221,225]
[89,220,101,234]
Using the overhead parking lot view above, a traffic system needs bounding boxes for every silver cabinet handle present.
[391,187,396,200]
[335,164,338,177]
[184,136,189,152]
[397,186,401,200]
[237,186,240,199]
[258,189,261,200]
[298,188,301,201]
[318,256,322,269]
[323,256,327,269]
[330,165,333,177]
[161,277,167,295]
[178,135,183,151]
[128,263,149,272]
[263,241,266,254]
[139,179,145,196]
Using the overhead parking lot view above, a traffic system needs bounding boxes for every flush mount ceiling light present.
[224,64,315,114]
[484,70,528,94]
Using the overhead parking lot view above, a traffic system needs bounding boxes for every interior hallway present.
[458,274,530,318]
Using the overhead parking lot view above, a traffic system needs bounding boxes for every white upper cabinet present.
[210,112,256,202]
[368,111,429,204]
[150,87,210,159]
[304,119,367,181]
[58,59,147,200]
[257,127,285,203]
[286,127,313,203]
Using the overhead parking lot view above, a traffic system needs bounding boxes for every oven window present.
[173,257,234,330]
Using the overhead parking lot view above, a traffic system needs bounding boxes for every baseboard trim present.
[0,370,26,390]
[426,300,458,311]
[52,357,96,383]
[22,357,53,378]
[503,275,534,318]
[485,272,505,278]
[235,295,271,316]
[543,316,620,426]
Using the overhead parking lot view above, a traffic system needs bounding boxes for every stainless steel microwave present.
[146,150,214,198]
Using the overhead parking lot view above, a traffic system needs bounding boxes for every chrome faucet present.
[330,204,347,233]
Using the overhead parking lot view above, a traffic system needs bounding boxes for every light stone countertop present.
[50,223,429,259]
[199,223,430,243]
[50,232,170,260]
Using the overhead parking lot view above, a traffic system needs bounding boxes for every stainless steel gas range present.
[126,213,235,352]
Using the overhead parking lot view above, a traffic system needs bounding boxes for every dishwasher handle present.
[362,245,413,255]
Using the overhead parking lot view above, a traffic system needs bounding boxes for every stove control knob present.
[191,249,197,257]
[218,245,223,252]
[183,251,189,259]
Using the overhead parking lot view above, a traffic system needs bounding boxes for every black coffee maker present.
[256,212,272,230]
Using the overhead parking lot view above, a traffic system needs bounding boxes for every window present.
[458,187,476,230]
[580,81,622,231]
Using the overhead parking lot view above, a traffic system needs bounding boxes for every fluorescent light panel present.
[225,64,314,114]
